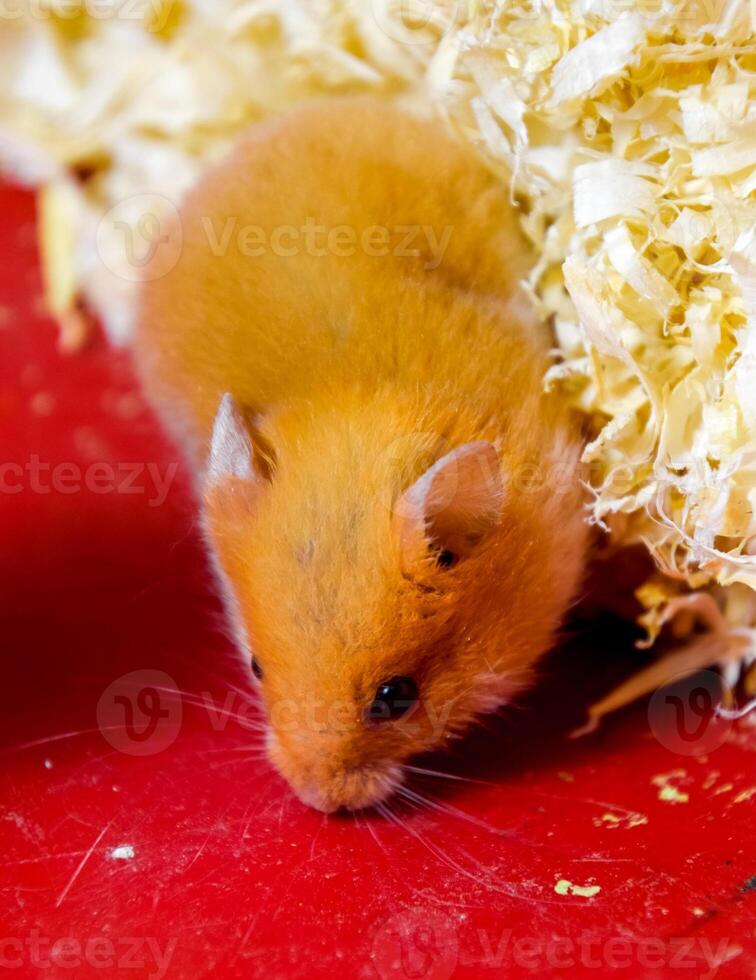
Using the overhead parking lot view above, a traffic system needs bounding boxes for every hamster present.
[136,98,588,813]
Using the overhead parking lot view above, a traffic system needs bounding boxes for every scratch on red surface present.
[55,820,113,907]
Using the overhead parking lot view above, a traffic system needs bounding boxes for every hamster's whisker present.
[374,800,403,827]
[240,802,260,840]
[8,726,135,753]
[277,793,290,831]
[360,812,389,855]
[206,675,263,710]
[201,743,269,757]
[207,755,269,772]
[402,764,489,786]
[145,684,266,726]
[397,784,507,836]
[197,744,267,760]
[144,682,261,712]
[377,798,509,894]
[393,791,422,815]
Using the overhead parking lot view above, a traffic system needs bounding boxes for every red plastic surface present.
[1,182,754,980]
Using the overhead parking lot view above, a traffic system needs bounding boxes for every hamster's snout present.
[266,729,403,813]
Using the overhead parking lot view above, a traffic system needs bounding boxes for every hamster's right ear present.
[394,441,504,567]
[205,393,275,493]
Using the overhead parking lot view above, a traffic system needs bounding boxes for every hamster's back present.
[137,97,543,457]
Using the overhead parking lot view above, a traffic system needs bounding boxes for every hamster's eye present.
[368,676,418,722]
[252,657,263,680]
[435,549,457,568]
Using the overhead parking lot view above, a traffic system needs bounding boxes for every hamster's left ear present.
[395,441,504,563]
[206,392,275,491]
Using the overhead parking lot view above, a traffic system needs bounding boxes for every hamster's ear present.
[395,442,503,562]
[206,393,275,490]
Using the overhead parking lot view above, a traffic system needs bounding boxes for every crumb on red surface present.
[0,182,754,980]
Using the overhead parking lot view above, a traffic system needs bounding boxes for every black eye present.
[436,549,457,568]
[368,676,418,722]
[252,657,263,680]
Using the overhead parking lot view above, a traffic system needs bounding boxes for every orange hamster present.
[136,97,588,813]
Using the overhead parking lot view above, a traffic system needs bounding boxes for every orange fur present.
[136,98,589,812]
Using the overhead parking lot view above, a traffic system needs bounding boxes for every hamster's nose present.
[289,763,403,813]
[266,731,402,812]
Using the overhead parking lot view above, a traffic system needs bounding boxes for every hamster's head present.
[202,394,587,813]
